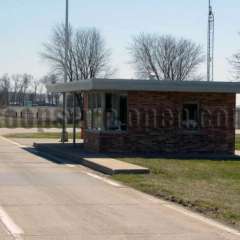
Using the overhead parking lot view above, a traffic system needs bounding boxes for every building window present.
[119,95,128,131]
[182,103,199,129]
[86,95,93,130]
[87,92,128,131]
[87,93,103,130]
[105,93,128,131]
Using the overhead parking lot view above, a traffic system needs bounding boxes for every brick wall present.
[84,91,236,154]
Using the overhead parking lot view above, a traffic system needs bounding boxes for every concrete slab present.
[34,143,150,175]
[83,157,150,174]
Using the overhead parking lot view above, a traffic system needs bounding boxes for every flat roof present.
[47,78,240,93]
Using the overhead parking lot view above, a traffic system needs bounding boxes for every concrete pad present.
[34,143,150,175]
[82,157,150,175]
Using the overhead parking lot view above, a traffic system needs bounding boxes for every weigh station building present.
[47,79,240,155]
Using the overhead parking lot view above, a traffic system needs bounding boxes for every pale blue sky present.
[0,0,240,80]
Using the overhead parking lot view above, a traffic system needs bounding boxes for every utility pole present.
[207,0,215,82]
[61,0,69,143]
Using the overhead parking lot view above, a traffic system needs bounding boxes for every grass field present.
[4,132,82,139]
[112,157,240,229]
[235,134,240,150]
[112,135,240,229]
[0,117,60,128]
[0,117,77,128]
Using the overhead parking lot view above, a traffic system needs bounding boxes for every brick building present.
[48,79,240,155]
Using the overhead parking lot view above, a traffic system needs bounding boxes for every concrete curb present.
[33,143,150,175]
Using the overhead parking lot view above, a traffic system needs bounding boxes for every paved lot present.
[0,137,239,239]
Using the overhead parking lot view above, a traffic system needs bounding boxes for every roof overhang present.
[46,78,240,94]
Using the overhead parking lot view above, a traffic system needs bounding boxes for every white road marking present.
[0,136,26,148]
[164,203,240,236]
[86,172,122,187]
[65,164,76,168]
[0,207,24,240]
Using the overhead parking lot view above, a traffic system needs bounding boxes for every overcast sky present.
[0,0,240,81]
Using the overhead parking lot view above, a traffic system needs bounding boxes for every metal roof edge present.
[46,79,240,93]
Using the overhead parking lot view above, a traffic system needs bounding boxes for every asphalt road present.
[0,136,239,240]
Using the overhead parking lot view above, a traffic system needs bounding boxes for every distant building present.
[7,92,60,107]
[1,106,62,122]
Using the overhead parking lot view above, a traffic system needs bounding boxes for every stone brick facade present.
[83,91,236,154]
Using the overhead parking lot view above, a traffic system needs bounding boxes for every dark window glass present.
[87,93,103,130]
[182,103,199,129]
[105,93,128,131]
[119,95,128,131]
[106,94,112,111]
[87,92,128,132]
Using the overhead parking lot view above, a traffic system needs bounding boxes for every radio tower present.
[207,0,215,81]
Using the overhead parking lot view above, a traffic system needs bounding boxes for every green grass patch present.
[235,134,240,150]
[4,132,81,139]
[112,157,240,229]
[0,117,75,128]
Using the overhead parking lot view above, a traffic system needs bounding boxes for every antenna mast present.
[207,0,215,81]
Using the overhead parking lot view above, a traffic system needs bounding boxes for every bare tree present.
[42,24,114,122]
[41,24,73,82]
[74,28,115,79]
[229,34,240,80]
[28,78,45,105]
[129,33,204,81]
[41,74,61,105]
[31,79,40,98]
[11,74,32,106]
[21,74,32,103]
[0,75,11,107]
[41,24,113,81]
[0,73,53,107]
[11,74,21,105]
[230,53,240,80]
